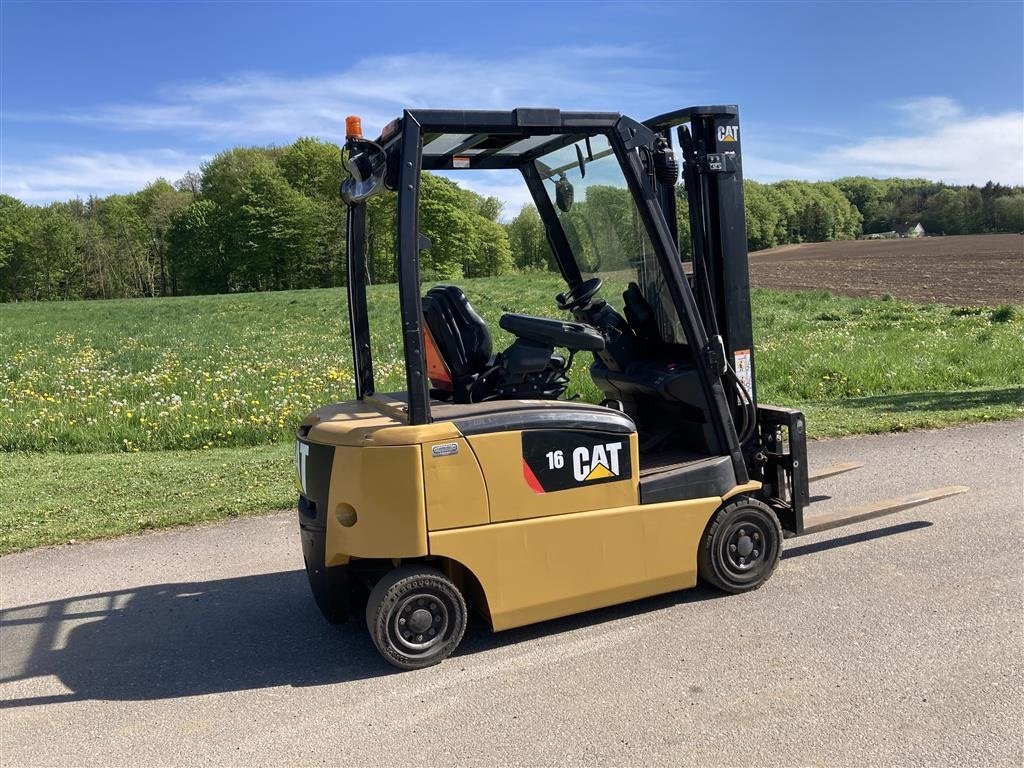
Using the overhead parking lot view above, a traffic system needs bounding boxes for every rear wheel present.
[365,565,467,670]
[698,498,782,594]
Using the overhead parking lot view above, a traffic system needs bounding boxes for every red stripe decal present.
[522,459,545,494]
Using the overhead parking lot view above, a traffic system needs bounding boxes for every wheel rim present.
[716,511,775,585]
[388,592,450,655]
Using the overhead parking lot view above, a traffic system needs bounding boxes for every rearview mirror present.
[555,174,574,212]
[341,139,387,203]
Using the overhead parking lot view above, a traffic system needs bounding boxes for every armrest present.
[499,313,606,352]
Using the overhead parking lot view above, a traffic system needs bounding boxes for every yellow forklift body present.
[465,430,639,522]
[422,437,489,530]
[305,396,762,632]
[430,497,714,631]
[305,398,461,447]
[323,445,428,563]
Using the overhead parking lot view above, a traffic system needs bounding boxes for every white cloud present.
[830,110,1023,184]
[7,79,1020,205]
[15,48,698,141]
[0,150,205,203]
[3,47,702,204]
[895,96,963,126]
[746,99,1024,186]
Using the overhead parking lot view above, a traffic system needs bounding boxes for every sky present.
[1,0,1022,207]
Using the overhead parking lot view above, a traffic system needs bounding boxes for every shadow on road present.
[0,568,724,707]
[0,570,392,707]
[0,520,931,707]
[783,520,932,559]
[837,387,1023,415]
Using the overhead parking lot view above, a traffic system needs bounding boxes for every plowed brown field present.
[749,233,1023,305]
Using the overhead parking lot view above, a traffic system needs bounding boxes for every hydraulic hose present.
[724,363,758,445]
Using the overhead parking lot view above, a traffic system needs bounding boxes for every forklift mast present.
[685,108,756,404]
[648,106,755,404]
[648,106,808,532]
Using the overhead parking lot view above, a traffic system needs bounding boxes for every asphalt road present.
[2,421,1022,767]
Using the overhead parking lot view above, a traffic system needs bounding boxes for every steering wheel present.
[556,277,604,311]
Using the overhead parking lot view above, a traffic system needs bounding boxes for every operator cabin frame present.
[343,106,792,505]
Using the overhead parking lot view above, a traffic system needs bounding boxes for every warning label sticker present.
[452,156,471,169]
[734,349,753,394]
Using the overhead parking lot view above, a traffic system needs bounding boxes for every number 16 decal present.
[522,430,632,493]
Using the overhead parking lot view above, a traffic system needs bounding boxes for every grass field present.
[2,273,1022,553]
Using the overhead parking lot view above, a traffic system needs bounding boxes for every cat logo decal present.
[521,431,632,494]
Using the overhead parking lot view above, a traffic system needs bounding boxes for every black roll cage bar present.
[344,106,749,479]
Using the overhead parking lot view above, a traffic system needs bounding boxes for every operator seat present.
[421,285,603,403]
[421,285,494,398]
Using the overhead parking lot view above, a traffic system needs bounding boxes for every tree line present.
[508,176,1024,271]
[0,137,510,302]
[2,136,1022,301]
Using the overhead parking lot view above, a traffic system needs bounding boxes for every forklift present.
[295,106,967,669]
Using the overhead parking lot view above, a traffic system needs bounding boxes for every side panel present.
[423,437,489,530]
[429,496,720,631]
[467,430,640,523]
[324,445,427,563]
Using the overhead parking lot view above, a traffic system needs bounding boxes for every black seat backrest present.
[623,282,660,344]
[421,286,493,381]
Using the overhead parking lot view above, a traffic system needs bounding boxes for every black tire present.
[698,497,782,594]
[365,564,467,670]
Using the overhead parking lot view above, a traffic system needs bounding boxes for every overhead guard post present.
[396,112,432,425]
[346,202,375,399]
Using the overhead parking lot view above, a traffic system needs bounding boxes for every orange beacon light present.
[345,116,363,140]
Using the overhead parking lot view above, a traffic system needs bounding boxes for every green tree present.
[277,138,347,287]
[418,174,512,280]
[238,166,317,290]
[0,195,37,301]
[675,189,692,260]
[277,137,344,201]
[200,148,318,291]
[72,198,114,299]
[472,194,504,223]
[507,204,552,270]
[31,204,79,299]
[768,181,860,243]
[167,199,230,293]
[97,195,152,297]
[814,183,862,240]
[991,193,1024,232]
[466,217,513,278]
[743,180,781,251]
[307,197,347,287]
[136,179,193,295]
[365,192,398,284]
[419,181,472,280]
[921,187,967,234]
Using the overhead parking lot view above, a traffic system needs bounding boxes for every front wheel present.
[698,498,782,594]
[365,565,467,670]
